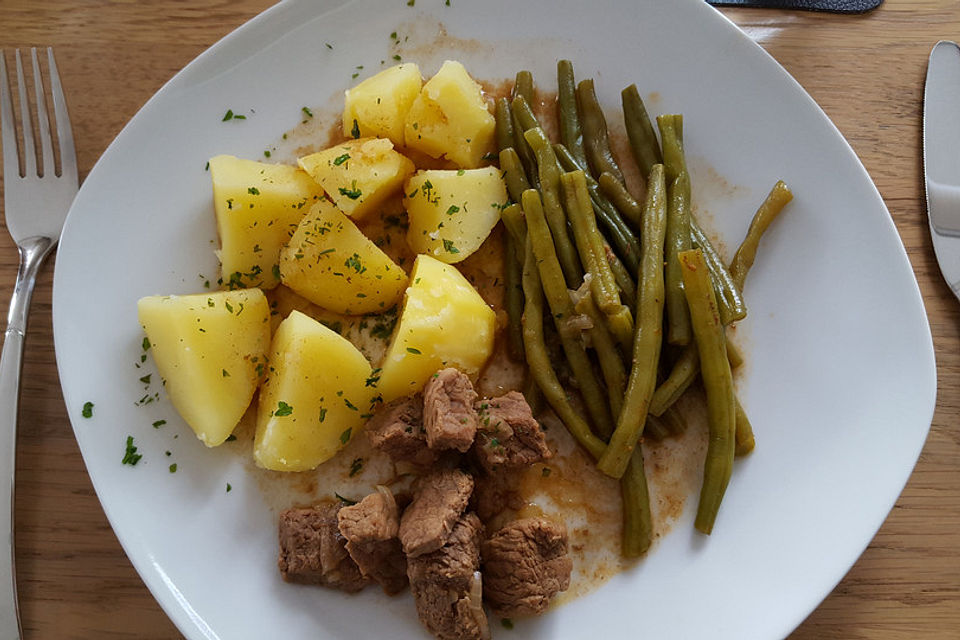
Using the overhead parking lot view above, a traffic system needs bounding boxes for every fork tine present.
[14,50,36,177]
[47,48,76,183]
[30,48,55,178]
[1,51,21,179]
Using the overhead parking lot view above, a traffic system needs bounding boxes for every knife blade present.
[924,40,960,301]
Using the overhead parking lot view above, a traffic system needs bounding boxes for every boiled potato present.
[210,155,322,289]
[298,138,415,220]
[343,63,422,146]
[279,199,408,315]
[405,167,508,263]
[403,61,495,169]
[377,255,495,402]
[137,289,270,446]
[254,310,378,471]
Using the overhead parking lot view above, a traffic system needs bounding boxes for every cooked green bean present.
[511,94,540,137]
[649,345,698,417]
[644,414,671,441]
[557,60,589,171]
[657,114,686,184]
[514,70,535,107]
[500,200,527,245]
[523,127,584,287]
[501,203,526,362]
[646,404,687,441]
[621,446,653,557]
[510,75,538,188]
[734,397,755,456]
[679,248,736,535]
[574,290,628,419]
[495,97,515,153]
[499,148,532,204]
[520,229,606,459]
[621,84,662,178]
[606,245,636,310]
[690,218,747,325]
[523,188,613,438]
[553,143,640,271]
[726,337,744,369]
[729,180,794,291]
[598,171,643,230]
[576,78,626,184]
[665,171,693,346]
[597,164,667,478]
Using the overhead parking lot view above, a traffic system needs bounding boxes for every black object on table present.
[706,0,882,12]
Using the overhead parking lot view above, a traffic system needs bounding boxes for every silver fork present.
[0,48,78,639]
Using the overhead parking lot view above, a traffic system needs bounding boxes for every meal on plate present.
[137,57,791,639]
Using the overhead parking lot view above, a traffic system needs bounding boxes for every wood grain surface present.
[0,0,957,637]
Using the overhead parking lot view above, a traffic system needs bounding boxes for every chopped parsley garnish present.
[333,153,350,166]
[169,463,178,473]
[272,264,281,281]
[81,402,94,418]
[319,407,327,422]
[325,43,333,49]
[222,369,230,377]
[365,368,382,387]
[350,119,360,139]
[339,182,362,200]
[541,467,552,477]
[222,109,234,121]
[263,150,271,158]
[302,106,313,118]
[340,427,352,444]
[349,458,364,477]
[344,398,359,411]
[442,239,460,254]
[345,253,367,273]
[390,31,398,40]
[139,374,151,384]
[247,187,260,195]
[226,483,232,492]
[446,205,460,215]
[142,337,151,351]
[122,436,142,466]
[152,420,166,429]
[406,347,422,354]
[274,401,294,417]
[501,618,514,630]
[393,54,402,61]
[406,0,415,5]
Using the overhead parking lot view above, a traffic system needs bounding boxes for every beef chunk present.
[338,490,407,595]
[277,503,368,593]
[474,391,551,473]
[423,368,479,452]
[481,518,572,616]
[399,469,474,557]
[367,394,438,467]
[408,512,489,640]
[471,470,525,522]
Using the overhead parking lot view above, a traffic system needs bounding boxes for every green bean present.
[511,94,540,136]
[679,248,736,536]
[649,345,698,417]
[620,446,653,557]
[729,180,794,291]
[576,78,626,184]
[500,201,527,245]
[499,148,532,204]
[501,203,526,362]
[523,189,613,439]
[494,97,515,153]
[658,404,688,436]
[734,397,755,456]
[514,70,535,107]
[621,84,662,178]
[553,143,641,271]
[690,218,747,325]
[726,337,744,369]
[557,60,589,171]
[598,171,643,229]
[605,244,636,309]
[520,231,606,459]
[643,414,671,441]
[665,171,693,346]
[523,128,584,288]
[510,75,538,188]
[657,114,686,184]
[597,165,667,478]
[573,290,628,419]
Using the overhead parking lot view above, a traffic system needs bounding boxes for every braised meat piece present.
[407,512,489,640]
[480,518,572,616]
[277,503,368,592]
[337,489,408,595]
[474,391,551,474]
[399,469,474,557]
[423,368,479,452]
[366,394,438,467]
[471,469,524,522]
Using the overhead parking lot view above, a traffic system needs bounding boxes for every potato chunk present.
[137,289,270,446]
[298,138,415,220]
[210,155,322,289]
[378,255,495,402]
[279,199,408,315]
[254,310,378,471]
[343,63,422,146]
[403,61,495,169]
[405,167,508,263]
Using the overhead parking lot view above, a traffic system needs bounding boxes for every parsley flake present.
[406,347,422,354]
[340,427,352,444]
[302,106,313,118]
[274,401,294,417]
[349,458,364,477]
[339,182,362,200]
[350,119,360,139]
[122,436,142,466]
[152,420,166,429]
[333,153,350,166]
[169,463,178,473]
[247,187,260,195]
[442,239,460,254]
[81,402,94,418]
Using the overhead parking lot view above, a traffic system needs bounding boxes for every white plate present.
[52,0,936,638]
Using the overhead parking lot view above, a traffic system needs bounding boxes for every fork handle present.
[0,236,54,640]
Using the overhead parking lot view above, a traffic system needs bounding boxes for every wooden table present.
[0,0,957,637]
